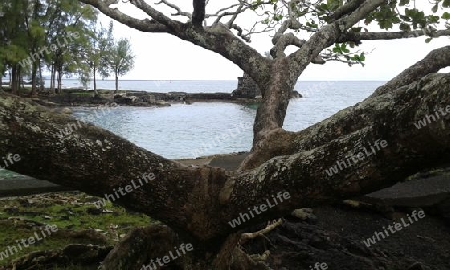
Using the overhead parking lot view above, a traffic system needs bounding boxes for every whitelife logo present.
[325,139,388,177]
[0,224,58,260]
[413,105,450,130]
[0,153,21,170]
[93,172,155,208]
[363,210,426,247]
[140,243,193,270]
[228,191,291,228]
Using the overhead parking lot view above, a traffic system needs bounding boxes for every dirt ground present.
[244,205,450,270]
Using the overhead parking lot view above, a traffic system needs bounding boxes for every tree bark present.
[11,66,18,95]
[93,66,98,96]
[57,67,63,94]
[1,73,450,269]
[253,58,294,144]
[115,74,118,93]
[240,45,450,170]
[50,65,55,94]
[1,72,450,263]
[31,61,37,97]
[39,59,44,92]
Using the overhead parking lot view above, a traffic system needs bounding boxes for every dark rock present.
[291,90,302,98]
[114,95,135,105]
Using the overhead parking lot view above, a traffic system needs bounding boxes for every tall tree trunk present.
[57,68,63,94]
[253,58,295,145]
[50,65,55,94]
[39,59,44,92]
[31,61,37,97]
[240,45,450,171]
[11,66,18,95]
[93,66,98,96]
[19,68,24,90]
[115,72,118,94]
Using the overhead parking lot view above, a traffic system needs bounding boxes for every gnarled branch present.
[1,73,450,245]
[339,29,450,43]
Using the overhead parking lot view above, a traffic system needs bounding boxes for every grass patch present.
[0,191,154,268]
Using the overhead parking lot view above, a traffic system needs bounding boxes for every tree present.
[0,0,98,95]
[0,0,29,95]
[84,22,112,95]
[42,0,97,94]
[1,0,450,269]
[102,33,135,93]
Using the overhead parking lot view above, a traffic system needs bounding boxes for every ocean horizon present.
[60,79,386,95]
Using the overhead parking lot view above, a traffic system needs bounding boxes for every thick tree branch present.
[1,73,450,245]
[131,0,183,31]
[79,0,170,32]
[223,73,450,215]
[241,46,450,170]
[339,29,450,43]
[78,0,272,90]
[175,23,272,88]
[328,0,366,22]
[271,33,305,58]
[371,45,450,96]
[251,0,385,146]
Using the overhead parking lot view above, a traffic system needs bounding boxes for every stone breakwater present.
[37,89,301,107]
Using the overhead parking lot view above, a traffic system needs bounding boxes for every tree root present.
[240,219,283,245]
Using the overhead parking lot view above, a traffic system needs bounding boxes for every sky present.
[101,1,450,81]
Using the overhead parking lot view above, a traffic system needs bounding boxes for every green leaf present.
[431,4,438,13]
[444,0,450,8]
[359,53,365,61]
[399,0,410,6]
[442,12,450,20]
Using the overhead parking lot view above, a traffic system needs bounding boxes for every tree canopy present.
[0,0,135,95]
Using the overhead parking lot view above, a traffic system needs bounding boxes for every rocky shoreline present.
[30,88,302,108]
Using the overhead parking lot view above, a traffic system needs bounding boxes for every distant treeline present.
[0,0,134,96]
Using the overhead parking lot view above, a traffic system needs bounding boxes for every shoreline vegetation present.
[0,85,301,108]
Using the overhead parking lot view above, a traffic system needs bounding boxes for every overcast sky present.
[102,1,450,81]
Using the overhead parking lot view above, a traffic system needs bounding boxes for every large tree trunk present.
[93,66,98,96]
[57,67,63,94]
[1,70,450,268]
[115,73,118,93]
[240,45,450,171]
[252,58,294,144]
[39,59,44,92]
[50,65,55,94]
[11,66,18,95]
[31,61,37,97]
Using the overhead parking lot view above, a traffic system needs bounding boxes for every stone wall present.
[232,73,302,99]
[232,73,261,98]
